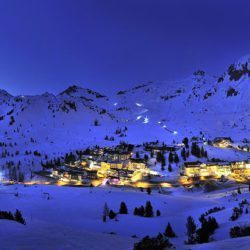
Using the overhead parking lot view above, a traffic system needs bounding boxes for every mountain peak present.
[0,89,12,97]
[59,85,83,96]
[234,54,250,68]
[58,85,107,99]
[193,70,206,77]
[227,55,250,81]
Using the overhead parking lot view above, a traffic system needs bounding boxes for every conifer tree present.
[134,207,139,216]
[182,137,189,148]
[168,152,173,163]
[196,220,209,243]
[186,216,196,243]
[150,151,154,158]
[168,164,172,172]
[161,156,166,170]
[145,201,154,217]
[14,209,26,225]
[164,222,176,238]
[139,206,145,216]
[201,146,205,157]
[181,148,186,160]
[103,202,109,222]
[174,154,179,164]
[109,210,116,219]
[156,152,162,163]
[119,201,128,214]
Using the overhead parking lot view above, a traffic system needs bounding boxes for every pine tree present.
[139,206,145,216]
[150,151,154,158]
[94,119,99,126]
[134,233,172,250]
[201,146,205,157]
[18,172,24,182]
[145,201,154,217]
[134,207,139,215]
[174,154,179,164]
[204,150,208,158]
[164,222,176,237]
[103,202,109,222]
[156,152,162,163]
[119,201,128,214]
[109,210,116,219]
[161,156,166,170]
[196,220,209,243]
[156,209,161,216]
[207,216,218,234]
[181,148,186,160]
[186,216,196,236]
[147,187,151,195]
[182,137,189,148]
[168,164,172,172]
[14,209,26,225]
[168,152,173,163]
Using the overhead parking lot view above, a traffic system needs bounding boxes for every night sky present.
[1,0,250,95]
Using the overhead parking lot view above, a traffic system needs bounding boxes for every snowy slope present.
[0,184,250,250]
[0,56,249,174]
[112,59,250,142]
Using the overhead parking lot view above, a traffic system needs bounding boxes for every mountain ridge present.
[0,56,249,172]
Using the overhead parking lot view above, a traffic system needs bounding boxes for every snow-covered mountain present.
[111,56,250,141]
[0,56,249,168]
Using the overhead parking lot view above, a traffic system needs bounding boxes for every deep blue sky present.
[1,0,250,95]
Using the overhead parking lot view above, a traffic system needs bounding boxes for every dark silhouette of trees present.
[145,201,154,217]
[119,202,128,214]
[164,222,176,238]
[134,233,172,250]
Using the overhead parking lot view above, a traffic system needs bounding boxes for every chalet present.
[183,161,231,178]
[104,150,131,162]
[108,168,134,179]
[52,166,98,182]
[183,161,250,179]
[145,145,178,153]
[127,158,147,170]
[183,161,202,177]
[213,137,233,148]
[231,161,250,177]
[100,158,147,171]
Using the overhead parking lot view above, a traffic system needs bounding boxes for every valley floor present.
[0,184,249,250]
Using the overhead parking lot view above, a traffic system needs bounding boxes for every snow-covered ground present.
[0,54,249,177]
[0,55,249,249]
[0,184,249,249]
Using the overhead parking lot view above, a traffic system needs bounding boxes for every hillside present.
[0,56,249,175]
[1,184,250,250]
